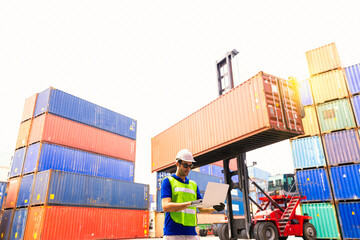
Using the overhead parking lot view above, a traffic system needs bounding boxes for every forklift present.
[214,51,316,240]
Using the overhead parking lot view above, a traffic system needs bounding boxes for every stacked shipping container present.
[293,43,360,239]
[0,87,149,240]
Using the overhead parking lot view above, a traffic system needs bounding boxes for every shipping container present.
[345,63,360,95]
[296,169,332,202]
[9,148,26,178]
[248,167,270,181]
[212,159,237,171]
[351,95,360,126]
[301,106,320,136]
[9,208,28,240]
[301,203,340,239]
[4,177,20,209]
[33,87,137,139]
[323,129,360,165]
[24,206,149,240]
[211,165,224,179]
[16,174,34,208]
[152,72,304,172]
[31,170,149,209]
[156,189,162,212]
[199,165,211,175]
[291,136,326,169]
[305,43,342,77]
[310,69,349,104]
[330,164,360,200]
[15,120,31,150]
[0,210,15,240]
[21,94,37,123]
[316,98,355,133]
[0,182,7,209]
[22,143,134,181]
[225,200,244,216]
[28,113,136,162]
[337,202,360,239]
[299,79,313,106]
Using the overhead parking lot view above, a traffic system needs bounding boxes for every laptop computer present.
[190,182,229,208]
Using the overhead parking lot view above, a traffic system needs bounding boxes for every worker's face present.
[177,161,193,176]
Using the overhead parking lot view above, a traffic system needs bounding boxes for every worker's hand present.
[213,203,225,212]
[190,199,202,206]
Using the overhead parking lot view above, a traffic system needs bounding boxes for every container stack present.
[292,43,360,239]
[0,87,149,240]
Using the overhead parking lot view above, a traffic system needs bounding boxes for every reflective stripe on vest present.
[167,176,197,227]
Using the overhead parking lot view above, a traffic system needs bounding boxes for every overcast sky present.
[1,1,359,193]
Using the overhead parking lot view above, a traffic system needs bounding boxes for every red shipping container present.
[151,72,303,172]
[28,113,136,162]
[24,206,149,240]
[4,177,20,209]
[15,120,32,149]
[212,158,237,170]
[21,94,37,123]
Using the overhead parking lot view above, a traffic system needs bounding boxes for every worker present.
[161,149,225,240]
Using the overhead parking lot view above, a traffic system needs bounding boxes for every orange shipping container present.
[310,69,349,104]
[15,120,32,149]
[24,206,149,240]
[20,94,37,123]
[151,72,304,172]
[305,43,342,76]
[4,177,20,209]
[28,113,136,162]
[301,105,320,136]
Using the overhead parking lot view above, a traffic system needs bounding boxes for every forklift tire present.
[253,222,263,240]
[199,229,207,237]
[219,223,229,240]
[213,226,219,236]
[257,222,279,240]
[303,222,316,240]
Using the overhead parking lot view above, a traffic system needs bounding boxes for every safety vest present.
[167,176,197,227]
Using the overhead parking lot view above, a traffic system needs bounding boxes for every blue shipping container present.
[351,95,360,126]
[156,189,163,212]
[337,202,360,239]
[299,79,314,106]
[16,174,34,208]
[291,136,326,169]
[345,63,360,95]
[323,129,360,165]
[9,208,28,240]
[0,182,7,208]
[0,210,15,240]
[23,143,134,182]
[330,164,360,200]
[9,148,26,178]
[211,165,224,179]
[33,88,137,139]
[226,200,245,216]
[248,167,271,181]
[31,170,149,209]
[296,169,332,202]
[199,165,211,175]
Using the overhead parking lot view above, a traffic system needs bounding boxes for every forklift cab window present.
[287,175,296,192]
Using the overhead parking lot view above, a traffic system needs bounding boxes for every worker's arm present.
[162,197,191,212]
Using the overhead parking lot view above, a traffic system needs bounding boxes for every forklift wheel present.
[213,226,219,236]
[256,222,279,240]
[218,223,229,240]
[199,229,207,237]
[303,222,316,240]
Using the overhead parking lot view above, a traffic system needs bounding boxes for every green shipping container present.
[316,99,355,133]
[301,203,341,239]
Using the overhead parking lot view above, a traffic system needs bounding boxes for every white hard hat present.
[176,149,196,163]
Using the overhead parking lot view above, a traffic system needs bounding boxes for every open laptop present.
[190,182,229,208]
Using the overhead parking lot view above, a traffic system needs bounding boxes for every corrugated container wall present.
[323,129,360,165]
[337,202,360,239]
[301,106,320,136]
[305,43,342,76]
[20,94,37,123]
[4,177,20,209]
[0,182,7,208]
[22,143,134,181]
[15,120,31,149]
[0,210,15,240]
[16,174,34,208]
[310,69,349,104]
[31,170,149,209]
[187,171,223,192]
[301,203,340,239]
[152,72,303,172]
[299,79,313,106]
[291,136,326,169]
[316,99,355,133]
[296,169,332,201]
[34,88,137,140]
[211,165,224,179]
[199,165,211,175]
[248,166,271,181]
[351,95,360,126]
[212,158,238,171]
[24,206,149,240]
[28,113,136,162]
[9,148,26,178]
[330,164,360,200]
[9,208,28,240]
[345,63,360,95]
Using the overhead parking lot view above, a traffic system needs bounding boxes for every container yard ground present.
[137,236,302,240]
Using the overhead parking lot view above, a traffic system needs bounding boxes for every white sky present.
[1,1,360,194]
